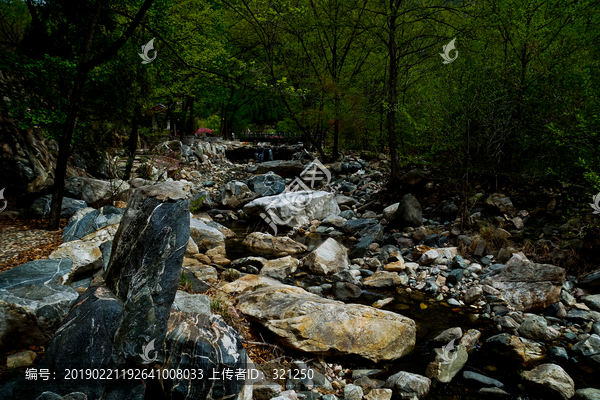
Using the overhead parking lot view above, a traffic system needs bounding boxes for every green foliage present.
[190,194,207,213]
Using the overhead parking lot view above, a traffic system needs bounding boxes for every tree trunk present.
[47,0,155,230]
[386,3,400,177]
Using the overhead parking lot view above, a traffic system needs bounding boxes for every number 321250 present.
[272,369,314,380]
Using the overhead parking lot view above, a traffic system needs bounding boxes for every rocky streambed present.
[0,144,599,400]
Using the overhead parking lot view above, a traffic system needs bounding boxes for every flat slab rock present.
[236,285,416,362]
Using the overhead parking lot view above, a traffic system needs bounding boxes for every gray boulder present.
[242,232,307,257]
[425,343,468,383]
[30,195,87,219]
[62,206,124,242]
[482,258,566,312]
[173,291,211,316]
[341,219,384,241]
[244,190,340,229]
[259,256,299,281]
[393,194,422,227]
[247,172,286,197]
[190,219,226,252]
[521,364,574,400]
[385,371,431,399]
[157,310,247,400]
[64,176,130,208]
[485,333,545,364]
[301,238,349,275]
[575,388,600,400]
[216,181,254,207]
[104,181,190,365]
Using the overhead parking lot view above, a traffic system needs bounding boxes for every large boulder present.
[301,238,349,275]
[64,176,130,208]
[29,195,87,219]
[236,285,416,362]
[247,160,304,178]
[521,364,574,400]
[482,257,566,311]
[190,219,226,252]
[62,206,124,242]
[259,256,299,281]
[425,343,468,383]
[243,191,340,229]
[247,172,286,197]
[393,194,423,227]
[242,232,307,257]
[104,181,190,364]
[0,259,79,350]
[157,310,247,400]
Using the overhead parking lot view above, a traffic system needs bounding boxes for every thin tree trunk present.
[124,108,141,180]
[386,4,400,177]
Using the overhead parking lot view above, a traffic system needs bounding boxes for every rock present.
[247,172,286,197]
[173,291,211,316]
[205,220,236,238]
[247,160,304,178]
[571,334,600,357]
[186,264,218,282]
[521,364,574,400]
[301,238,349,275]
[567,309,600,324]
[464,286,483,304]
[485,333,545,364]
[335,195,357,206]
[462,371,503,388]
[157,310,247,400]
[482,259,566,312]
[259,256,299,281]
[419,249,439,265]
[190,189,212,210]
[33,285,144,399]
[64,176,130,208]
[364,271,403,288]
[0,260,79,350]
[48,240,103,276]
[253,384,283,400]
[425,343,468,383]
[383,203,399,221]
[216,181,254,207]
[185,237,200,257]
[575,388,600,400]
[433,327,462,343]
[393,194,422,227]
[219,274,284,297]
[332,282,362,300]
[30,194,87,219]
[518,315,548,341]
[364,388,392,400]
[580,271,600,289]
[385,371,431,399]
[478,387,509,397]
[373,297,394,308]
[236,285,416,362]
[384,260,405,272]
[344,384,363,400]
[447,269,464,285]
[460,329,481,351]
[486,193,516,216]
[190,219,226,252]
[322,215,347,228]
[244,190,340,229]
[104,181,190,364]
[62,206,124,243]
[581,295,600,312]
[341,219,384,241]
[6,350,37,368]
[243,232,307,257]
[350,235,376,259]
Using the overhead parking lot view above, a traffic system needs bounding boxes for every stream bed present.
[214,218,598,400]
